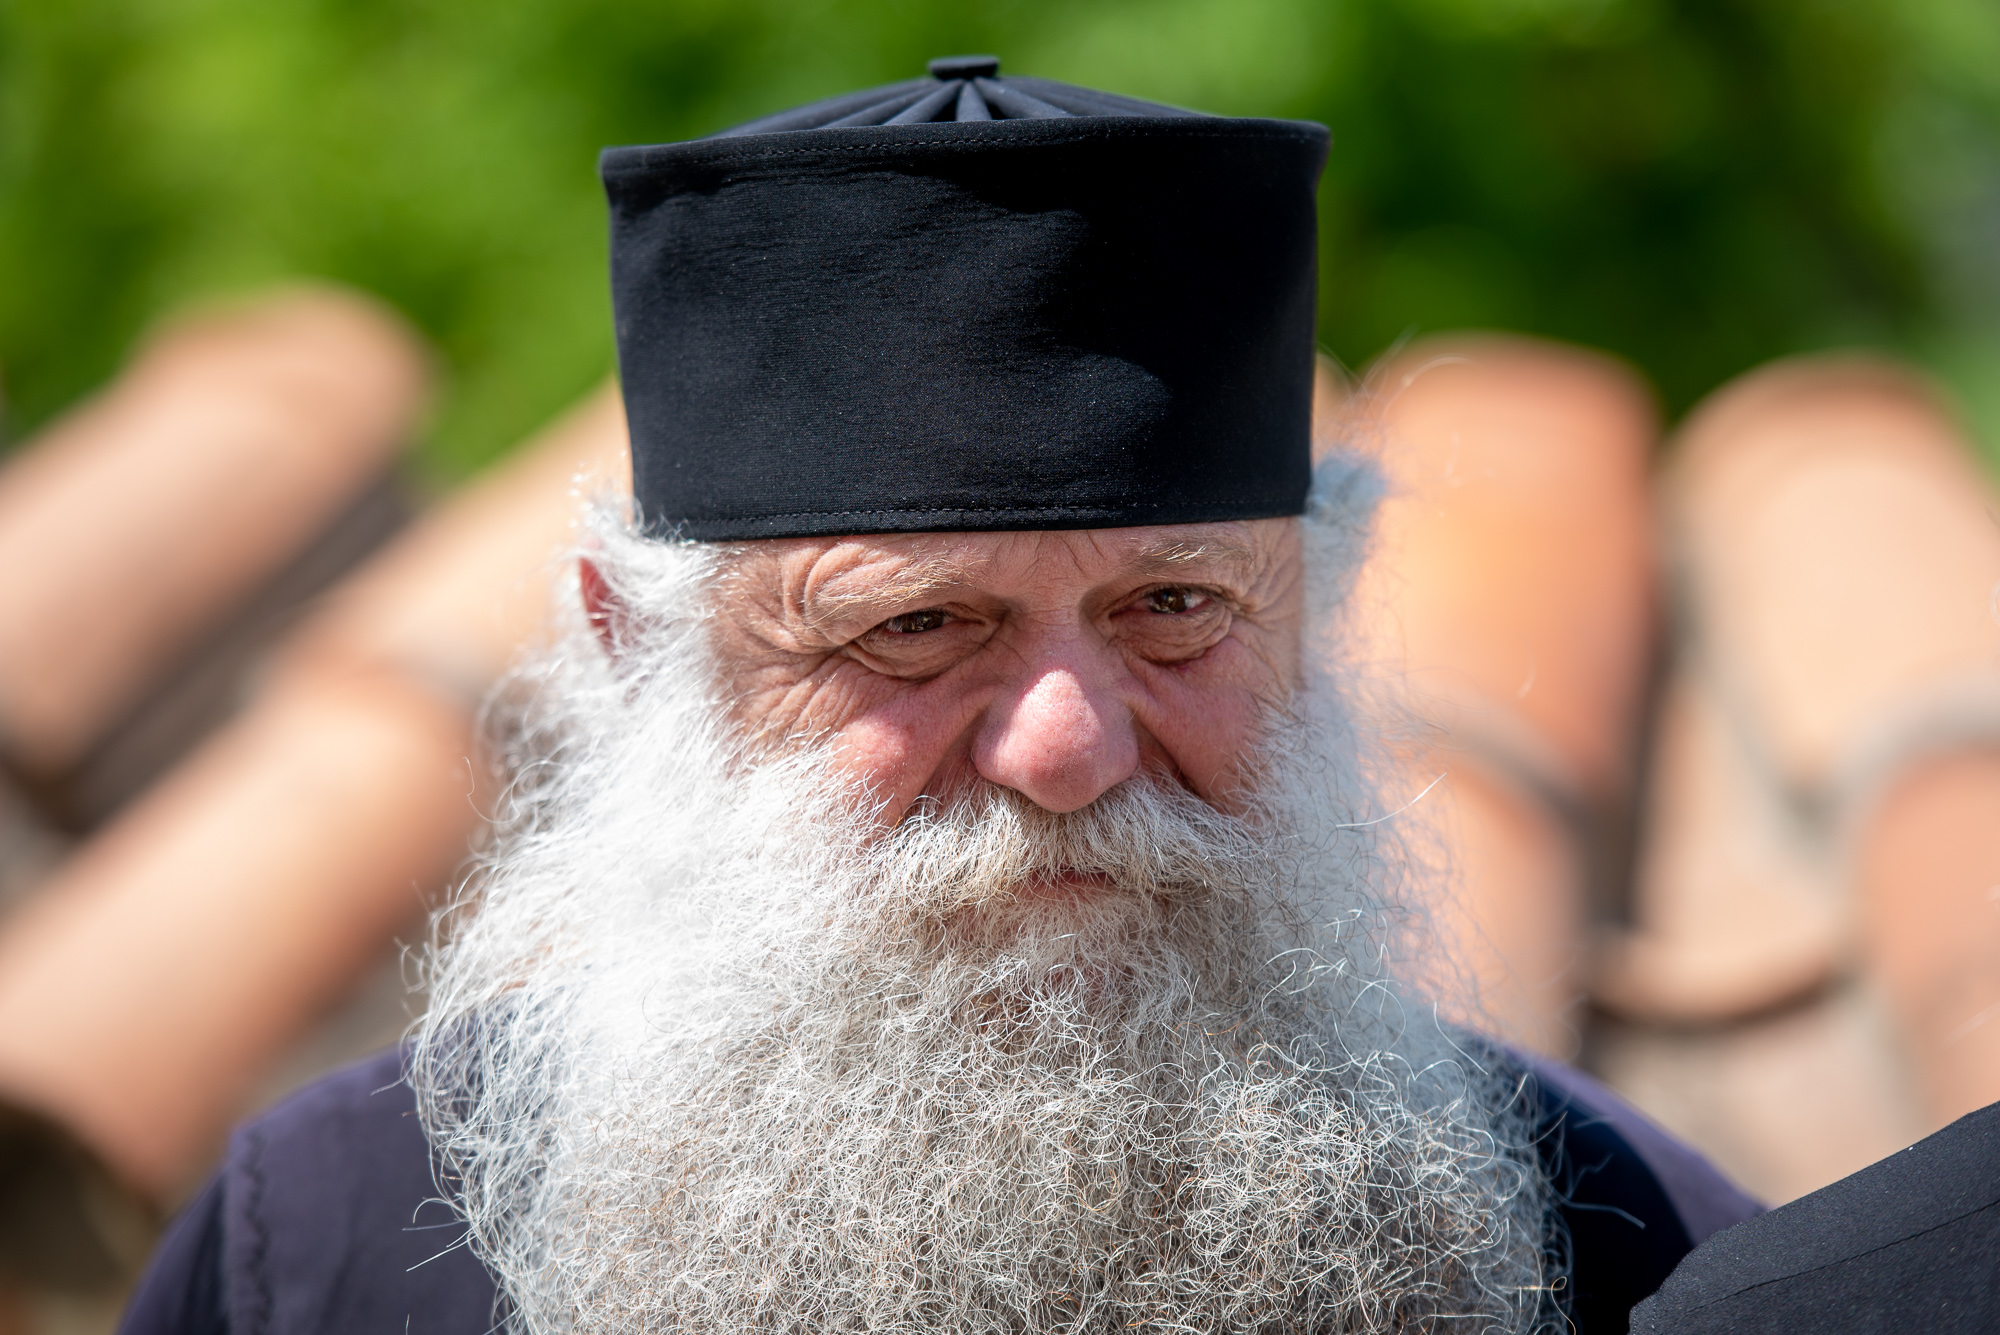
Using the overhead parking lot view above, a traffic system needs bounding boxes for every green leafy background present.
[3,0,1997,482]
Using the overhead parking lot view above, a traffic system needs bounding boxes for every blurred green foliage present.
[2,0,1997,479]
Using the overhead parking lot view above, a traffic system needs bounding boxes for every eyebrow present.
[798,552,982,628]
[796,531,1264,630]
[1126,535,1259,575]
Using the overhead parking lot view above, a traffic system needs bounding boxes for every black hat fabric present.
[602,58,1330,541]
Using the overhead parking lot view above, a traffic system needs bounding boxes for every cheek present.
[750,662,986,812]
[1130,637,1286,800]
[834,684,988,809]
[732,660,855,738]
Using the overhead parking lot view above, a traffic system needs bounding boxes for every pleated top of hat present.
[711,55,1205,137]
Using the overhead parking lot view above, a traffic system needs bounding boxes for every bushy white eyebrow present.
[796,553,981,629]
[793,530,1263,632]
[1127,536,1258,574]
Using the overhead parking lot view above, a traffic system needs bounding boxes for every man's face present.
[697,518,1307,825]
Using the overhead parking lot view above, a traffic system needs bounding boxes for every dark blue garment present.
[118,1046,1757,1335]
[120,1051,496,1335]
[1518,1055,1761,1331]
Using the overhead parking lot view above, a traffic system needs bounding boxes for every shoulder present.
[1523,1054,1762,1244]
[119,1049,497,1335]
[1631,1099,2000,1333]
[1516,1051,1762,1333]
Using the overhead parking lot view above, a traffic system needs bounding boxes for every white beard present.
[412,473,1551,1334]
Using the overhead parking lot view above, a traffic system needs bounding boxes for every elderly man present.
[118,60,1755,1335]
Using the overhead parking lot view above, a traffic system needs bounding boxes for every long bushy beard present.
[413,468,1551,1334]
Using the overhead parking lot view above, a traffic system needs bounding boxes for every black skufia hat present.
[602,57,1330,540]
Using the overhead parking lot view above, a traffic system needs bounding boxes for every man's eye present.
[881,608,950,635]
[1146,587,1206,615]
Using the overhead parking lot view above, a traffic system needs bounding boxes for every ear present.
[579,555,626,658]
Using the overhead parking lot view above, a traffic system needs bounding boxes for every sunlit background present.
[4,0,1998,478]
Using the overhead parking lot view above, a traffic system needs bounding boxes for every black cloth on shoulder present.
[117,1046,1756,1335]
[1632,1099,2000,1333]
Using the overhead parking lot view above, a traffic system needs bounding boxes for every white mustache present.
[834,775,1278,910]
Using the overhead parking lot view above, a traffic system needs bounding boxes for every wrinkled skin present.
[585,520,1305,824]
